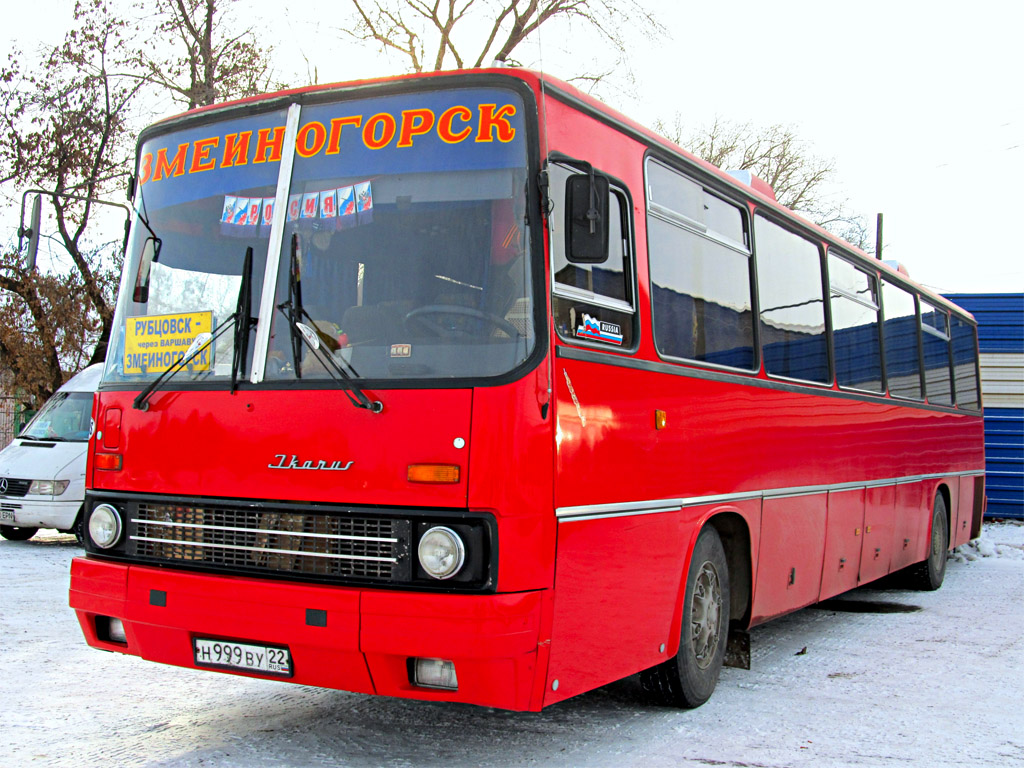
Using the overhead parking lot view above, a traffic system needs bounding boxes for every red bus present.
[70,68,985,711]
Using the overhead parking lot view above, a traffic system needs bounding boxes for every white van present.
[0,364,102,542]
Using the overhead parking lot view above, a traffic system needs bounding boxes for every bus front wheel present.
[641,525,730,708]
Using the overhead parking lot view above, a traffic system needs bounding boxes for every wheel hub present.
[690,561,722,670]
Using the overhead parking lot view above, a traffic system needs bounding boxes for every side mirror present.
[132,236,162,303]
[565,173,610,263]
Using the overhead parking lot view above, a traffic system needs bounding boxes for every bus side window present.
[550,163,635,349]
[950,315,980,409]
[920,300,953,405]
[754,216,829,384]
[646,160,755,371]
[828,252,884,393]
[881,280,924,400]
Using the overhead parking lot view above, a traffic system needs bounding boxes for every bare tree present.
[1,0,283,404]
[1,0,142,403]
[133,0,281,110]
[342,0,664,78]
[656,115,872,252]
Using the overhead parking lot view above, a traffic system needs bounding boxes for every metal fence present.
[1,397,16,446]
[944,293,1024,520]
[1,397,33,447]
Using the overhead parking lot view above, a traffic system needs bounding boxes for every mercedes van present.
[0,364,102,542]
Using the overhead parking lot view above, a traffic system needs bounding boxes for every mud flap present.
[724,629,750,670]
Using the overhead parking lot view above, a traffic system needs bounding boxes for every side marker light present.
[408,464,460,484]
[94,452,123,471]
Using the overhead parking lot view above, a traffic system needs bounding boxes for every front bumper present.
[70,557,549,711]
[1,497,80,530]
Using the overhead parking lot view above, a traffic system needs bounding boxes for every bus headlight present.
[89,504,123,549]
[417,526,465,579]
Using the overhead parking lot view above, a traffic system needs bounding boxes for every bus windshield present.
[104,87,534,386]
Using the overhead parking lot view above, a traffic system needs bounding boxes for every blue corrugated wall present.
[944,293,1023,519]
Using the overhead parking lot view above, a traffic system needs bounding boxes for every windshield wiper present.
[286,233,304,377]
[231,246,257,394]
[132,325,226,411]
[277,233,383,414]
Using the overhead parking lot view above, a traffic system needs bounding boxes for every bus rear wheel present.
[1,525,39,541]
[906,494,949,591]
[641,525,730,708]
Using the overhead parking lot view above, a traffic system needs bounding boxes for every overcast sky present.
[6,0,1022,295]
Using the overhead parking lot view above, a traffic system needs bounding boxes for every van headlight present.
[417,526,465,579]
[88,504,123,549]
[28,479,70,496]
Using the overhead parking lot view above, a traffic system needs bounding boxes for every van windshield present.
[20,393,94,442]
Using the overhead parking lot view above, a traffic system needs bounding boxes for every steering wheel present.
[403,305,522,340]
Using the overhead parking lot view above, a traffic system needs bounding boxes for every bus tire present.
[641,525,730,708]
[906,494,948,591]
[1,525,39,541]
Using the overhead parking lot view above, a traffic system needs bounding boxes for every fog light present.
[108,618,127,644]
[417,526,465,579]
[413,658,458,690]
[97,616,127,644]
[89,504,122,549]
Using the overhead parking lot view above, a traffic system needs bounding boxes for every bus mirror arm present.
[537,170,551,218]
[545,152,610,264]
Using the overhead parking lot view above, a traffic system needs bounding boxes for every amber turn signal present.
[655,409,667,430]
[94,452,123,471]
[408,464,460,484]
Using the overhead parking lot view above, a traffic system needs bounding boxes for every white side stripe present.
[556,470,985,522]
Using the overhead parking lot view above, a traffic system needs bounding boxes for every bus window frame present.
[919,297,955,406]
[643,155,760,376]
[751,211,834,389]
[549,161,640,352]
[879,276,926,403]
[825,248,886,396]
[948,312,983,411]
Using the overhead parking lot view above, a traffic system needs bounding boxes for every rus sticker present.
[355,181,373,212]
[576,313,623,345]
[300,192,319,219]
[320,189,337,219]
[231,198,250,225]
[246,198,263,227]
[287,194,302,221]
[221,196,239,223]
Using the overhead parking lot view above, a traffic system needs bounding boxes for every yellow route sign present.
[124,311,214,374]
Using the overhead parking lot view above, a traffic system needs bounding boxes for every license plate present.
[0,509,15,523]
[193,638,292,677]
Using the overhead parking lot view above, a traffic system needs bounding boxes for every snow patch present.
[952,520,1024,562]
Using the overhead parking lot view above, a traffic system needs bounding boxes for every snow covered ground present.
[3,522,1023,768]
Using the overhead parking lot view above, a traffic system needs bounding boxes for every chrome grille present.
[0,478,32,498]
[130,502,410,581]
